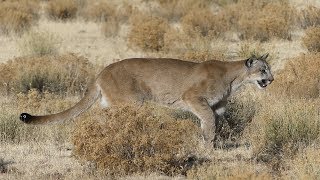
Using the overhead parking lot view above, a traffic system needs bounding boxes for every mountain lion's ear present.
[245,56,255,68]
[260,53,269,60]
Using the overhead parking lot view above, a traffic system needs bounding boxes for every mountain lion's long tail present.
[19,83,101,125]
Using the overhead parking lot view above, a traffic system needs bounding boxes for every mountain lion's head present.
[245,53,274,89]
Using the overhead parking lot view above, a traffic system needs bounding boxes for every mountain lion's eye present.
[261,69,266,74]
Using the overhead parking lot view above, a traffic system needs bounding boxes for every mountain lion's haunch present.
[20,54,274,144]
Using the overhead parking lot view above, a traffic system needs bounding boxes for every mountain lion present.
[20,54,273,144]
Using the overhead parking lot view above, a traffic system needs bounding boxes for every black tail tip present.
[20,113,32,123]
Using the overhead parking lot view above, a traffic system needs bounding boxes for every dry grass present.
[0,53,95,95]
[163,28,227,62]
[0,89,77,144]
[302,27,320,52]
[0,0,39,34]
[268,53,320,99]
[46,0,78,20]
[235,1,296,41]
[81,1,115,22]
[128,14,169,52]
[1,0,320,179]
[72,104,205,177]
[187,161,272,179]
[101,17,120,38]
[282,147,320,179]
[154,0,212,22]
[17,30,61,56]
[81,2,133,37]
[299,6,320,28]
[252,97,320,172]
[236,41,266,59]
[181,7,228,39]
[155,0,297,42]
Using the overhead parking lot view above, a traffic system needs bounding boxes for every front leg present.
[211,100,227,146]
[183,96,215,144]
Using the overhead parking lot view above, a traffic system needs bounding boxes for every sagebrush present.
[302,27,320,52]
[128,14,169,52]
[72,105,205,176]
[0,53,95,95]
[0,0,39,34]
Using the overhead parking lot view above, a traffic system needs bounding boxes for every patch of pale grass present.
[163,28,228,62]
[187,159,272,179]
[282,146,320,179]
[249,96,320,171]
[17,30,61,56]
[0,92,77,144]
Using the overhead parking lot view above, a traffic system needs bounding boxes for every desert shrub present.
[17,30,61,56]
[302,27,320,52]
[46,0,78,20]
[154,0,212,22]
[101,17,120,38]
[0,0,39,34]
[236,1,295,41]
[268,53,320,99]
[81,1,115,22]
[115,3,134,24]
[163,28,227,62]
[299,6,320,28]
[72,105,205,176]
[128,14,169,52]
[80,1,133,22]
[282,147,320,179]
[0,53,95,95]
[220,0,296,41]
[82,2,132,37]
[254,98,320,171]
[181,8,228,39]
[216,95,256,146]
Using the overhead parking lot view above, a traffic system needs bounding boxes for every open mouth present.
[257,80,268,88]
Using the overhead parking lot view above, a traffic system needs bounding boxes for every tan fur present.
[20,54,274,144]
